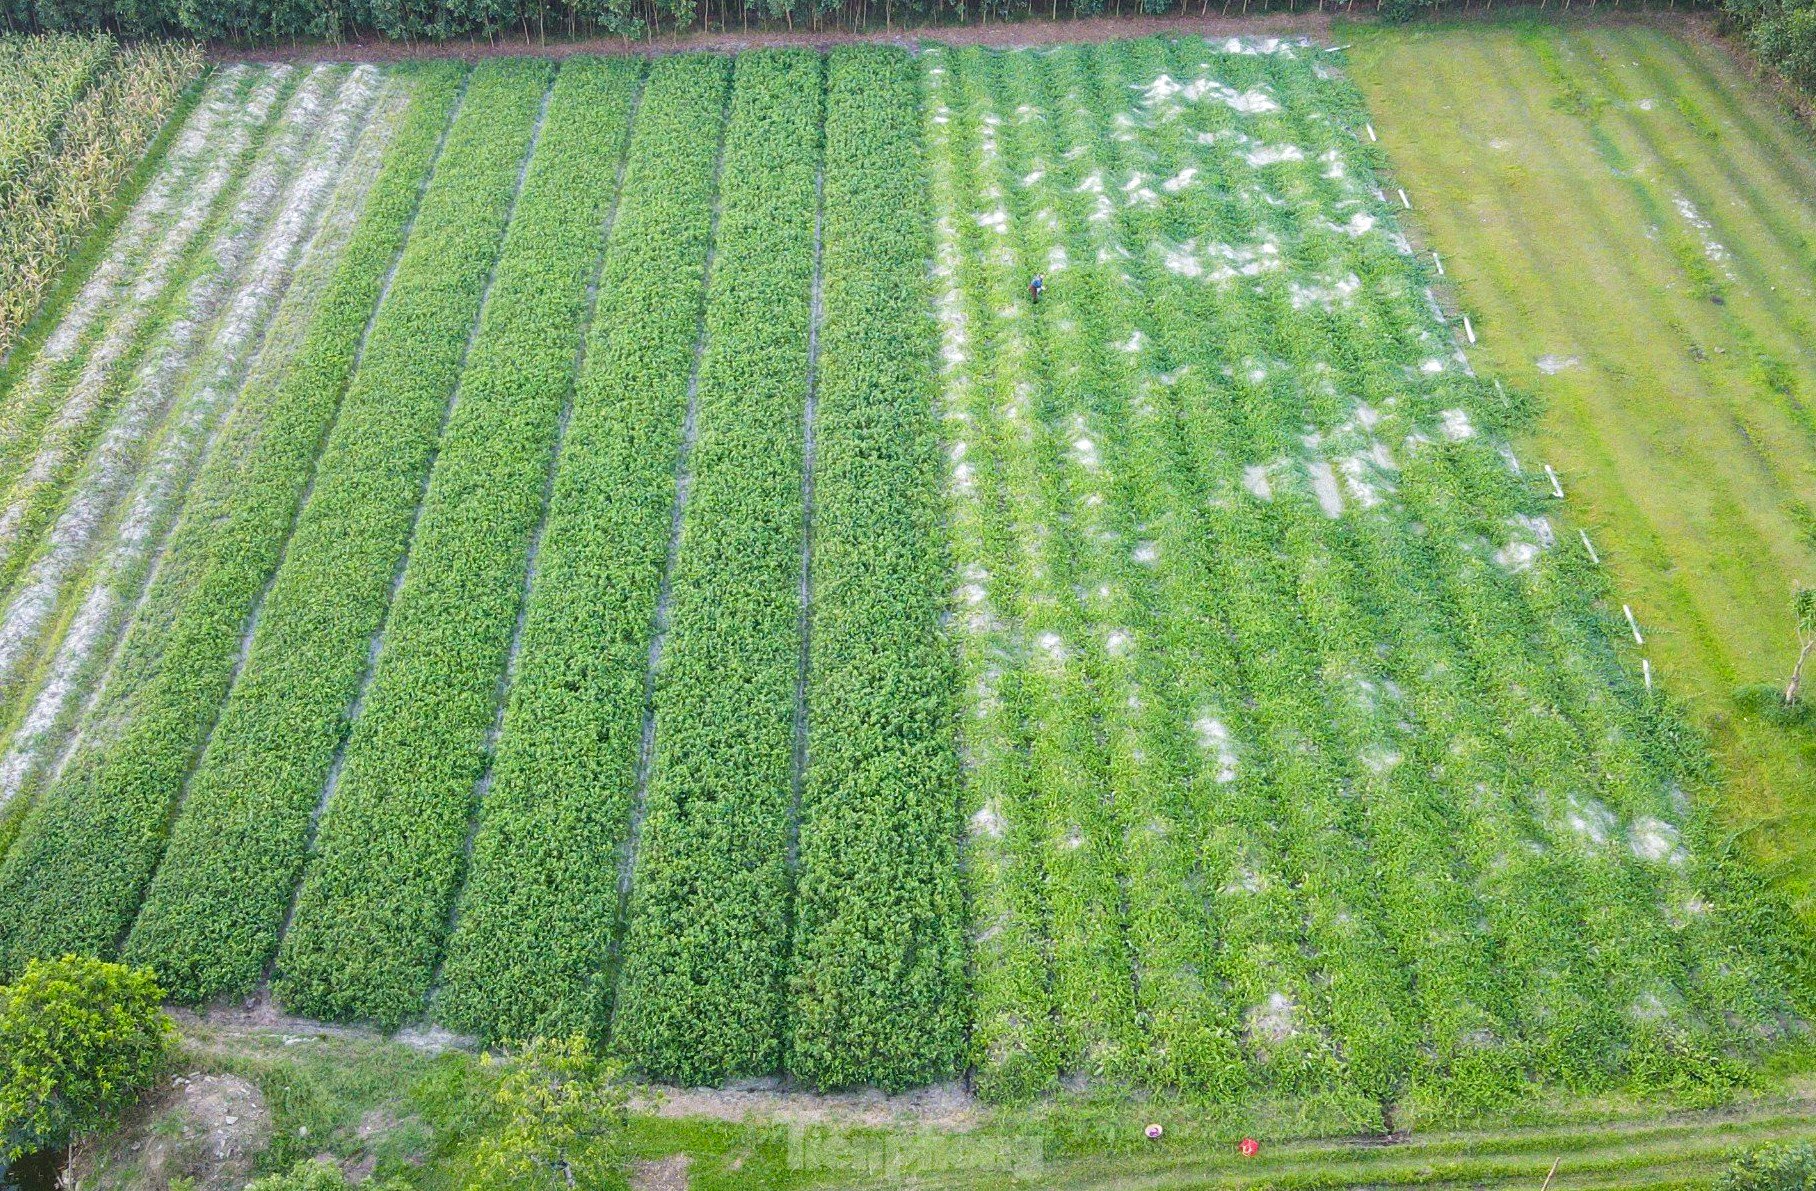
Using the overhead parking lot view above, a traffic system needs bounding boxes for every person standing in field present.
[1029,274,1044,305]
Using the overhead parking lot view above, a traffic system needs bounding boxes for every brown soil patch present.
[70,1072,270,1191]
[632,1079,983,1129]
[630,1153,693,1191]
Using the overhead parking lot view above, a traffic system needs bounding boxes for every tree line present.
[0,0,1804,74]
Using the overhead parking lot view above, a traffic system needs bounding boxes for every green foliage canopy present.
[0,956,171,1163]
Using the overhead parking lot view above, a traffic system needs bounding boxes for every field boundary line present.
[428,63,650,997]
[251,66,476,982]
[784,162,825,881]
[610,70,734,991]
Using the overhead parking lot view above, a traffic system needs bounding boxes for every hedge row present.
[434,52,731,1044]
[272,56,639,1029]
[609,48,821,1086]
[782,46,967,1093]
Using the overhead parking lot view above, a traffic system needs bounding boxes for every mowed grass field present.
[0,29,1815,1136]
[1348,20,1816,920]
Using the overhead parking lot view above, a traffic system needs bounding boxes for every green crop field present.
[2,25,1816,1175]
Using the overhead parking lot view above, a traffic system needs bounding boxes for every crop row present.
[609,48,821,1087]
[0,65,254,866]
[0,63,462,979]
[0,34,112,192]
[0,63,286,595]
[434,52,731,1044]
[1076,36,1679,1104]
[194,58,540,1021]
[0,64,250,514]
[0,63,370,823]
[0,67,393,888]
[0,69,410,896]
[0,65,328,974]
[921,46,1057,1106]
[996,42,1267,1101]
[0,37,204,358]
[111,64,468,1004]
[9,59,534,995]
[782,47,968,1093]
[926,37,1812,1108]
[273,56,641,1029]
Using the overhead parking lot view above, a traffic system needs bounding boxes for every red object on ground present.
[1239,1137,1260,1157]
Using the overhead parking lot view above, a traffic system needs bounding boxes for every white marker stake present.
[1366,122,1377,142]
[1543,464,1565,499]
[1432,250,1444,276]
[1463,314,1476,344]
[1579,529,1600,564]
[1399,188,1412,209]
[1624,604,1644,645]
[1642,658,1653,691]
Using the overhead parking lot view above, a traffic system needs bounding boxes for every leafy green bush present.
[247,1159,409,1191]
[1720,1143,1816,1191]
[467,1036,630,1191]
[0,956,171,1163]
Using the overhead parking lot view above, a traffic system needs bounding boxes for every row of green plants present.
[927,37,1813,1109]
[0,61,517,985]
[234,59,546,1021]
[0,63,255,862]
[945,43,1148,1098]
[0,33,111,191]
[433,53,730,1044]
[0,63,249,518]
[1003,41,1266,1103]
[0,62,369,802]
[0,65,319,972]
[271,55,639,1029]
[920,43,1054,1108]
[1129,40,1504,1110]
[1126,35,1783,1105]
[0,72,375,866]
[0,63,288,616]
[0,34,202,360]
[609,47,821,1087]
[782,46,968,1093]
[94,64,463,1003]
